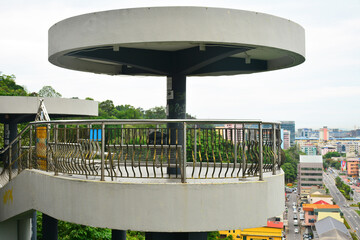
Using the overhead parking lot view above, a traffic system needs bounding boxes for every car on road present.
[294,228,299,233]
[294,220,298,226]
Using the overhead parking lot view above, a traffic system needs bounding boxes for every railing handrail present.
[30,119,281,125]
[0,124,31,155]
[0,119,282,185]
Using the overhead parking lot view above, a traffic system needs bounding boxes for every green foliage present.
[144,106,166,119]
[281,146,304,183]
[335,176,352,200]
[38,85,62,97]
[126,231,145,240]
[0,73,28,96]
[323,151,342,159]
[350,232,358,240]
[37,212,111,240]
[323,159,341,170]
[344,218,351,229]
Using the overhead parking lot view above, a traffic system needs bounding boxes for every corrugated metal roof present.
[315,217,351,240]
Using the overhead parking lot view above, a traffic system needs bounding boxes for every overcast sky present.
[1,0,359,130]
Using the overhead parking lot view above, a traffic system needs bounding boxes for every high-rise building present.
[319,126,329,141]
[281,121,295,147]
[347,158,359,178]
[298,155,323,195]
[281,129,291,150]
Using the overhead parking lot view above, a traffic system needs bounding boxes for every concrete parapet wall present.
[0,169,284,232]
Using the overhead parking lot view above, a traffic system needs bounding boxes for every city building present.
[319,126,329,141]
[302,204,341,227]
[282,129,291,150]
[321,145,336,155]
[309,193,333,205]
[281,121,295,146]
[315,216,351,240]
[219,225,283,240]
[346,158,360,178]
[301,144,318,155]
[298,156,323,197]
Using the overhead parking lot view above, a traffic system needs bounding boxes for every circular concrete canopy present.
[0,96,98,123]
[49,7,305,77]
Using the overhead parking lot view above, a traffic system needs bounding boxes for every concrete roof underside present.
[0,96,98,123]
[49,7,305,77]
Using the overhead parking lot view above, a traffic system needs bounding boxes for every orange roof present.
[267,221,284,229]
[303,204,339,211]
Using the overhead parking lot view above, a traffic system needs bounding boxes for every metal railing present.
[0,119,283,184]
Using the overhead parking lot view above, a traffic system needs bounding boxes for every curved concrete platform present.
[0,96,98,123]
[49,7,305,76]
[0,169,284,232]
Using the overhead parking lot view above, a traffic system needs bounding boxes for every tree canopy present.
[0,73,28,96]
[281,147,305,183]
[38,85,62,97]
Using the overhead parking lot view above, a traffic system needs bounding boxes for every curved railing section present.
[0,119,283,185]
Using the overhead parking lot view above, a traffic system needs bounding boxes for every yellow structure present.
[219,227,282,240]
[317,212,343,223]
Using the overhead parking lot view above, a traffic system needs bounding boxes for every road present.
[286,191,301,240]
[323,171,360,239]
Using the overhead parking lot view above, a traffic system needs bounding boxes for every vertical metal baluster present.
[76,125,79,142]
[259,123,263,181]
[277,125,281,170]
[29,125,33,169]
[9,145,12,181]
[55,124,58,176]
[18,135,22,173]
[272,124,276,175]
[46,124,50,172]
[182,122,187,183]
[101,123,105,181]
[232,124,237,178]
[242,127,246,178]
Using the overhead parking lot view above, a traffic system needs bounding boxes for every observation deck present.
[0,119,284,237]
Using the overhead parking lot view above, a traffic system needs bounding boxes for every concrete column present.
[31,211,37,240]
[42,214,58,240]
[112,229,126,240]
[145,232,207,240]
[166,75,186,175]
[18,218,31,240]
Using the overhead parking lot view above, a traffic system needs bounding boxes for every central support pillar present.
[145,232,207,240]
[166,74,186,175]
[112,229,126,240]
[42,214,58,240]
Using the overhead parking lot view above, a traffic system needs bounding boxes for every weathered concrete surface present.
[0,96,98,117]
[0,169,284,232]
[49,7,305,75]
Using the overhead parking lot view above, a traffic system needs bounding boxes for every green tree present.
[144,106,166,119]
[38,85,62,97]
[281,162,296,183]
[280,146,304,183]
[0,73,28,96]
[323,152,341,159]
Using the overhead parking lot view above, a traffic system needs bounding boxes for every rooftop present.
[300,155,323,163]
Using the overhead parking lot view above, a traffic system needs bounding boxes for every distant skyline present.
[1,0,359,129]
